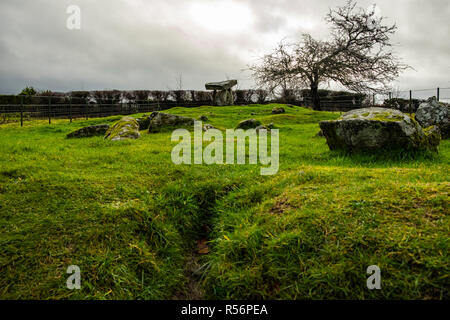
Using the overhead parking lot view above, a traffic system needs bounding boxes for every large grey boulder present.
[67,124,110,138]
[104,117,141,141]
[415,97,449,139]
[148,111,195,133]
[319,108,441,152]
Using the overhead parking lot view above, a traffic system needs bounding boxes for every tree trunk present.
[310,83,321,111]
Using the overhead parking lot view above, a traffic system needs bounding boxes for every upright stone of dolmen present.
[205,80,238,106]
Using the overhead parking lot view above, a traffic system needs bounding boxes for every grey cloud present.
[0,0,449,94]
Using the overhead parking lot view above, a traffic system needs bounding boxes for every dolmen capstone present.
[205,80,238,106]
[104,117,141,141]
[415,97,449,139]
[67,124,110,138]
[319,108,441,153]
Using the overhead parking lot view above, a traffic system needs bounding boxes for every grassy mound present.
[0,104,448,299]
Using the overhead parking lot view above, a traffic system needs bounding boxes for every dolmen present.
[205,80,238,106]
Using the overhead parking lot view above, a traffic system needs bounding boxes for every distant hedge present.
[1,88,368,106]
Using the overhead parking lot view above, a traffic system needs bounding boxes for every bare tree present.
[250,0,409,110]
[255,89,269,104]
[175,73,183,91]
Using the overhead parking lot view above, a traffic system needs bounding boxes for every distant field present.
[0,104,448,299]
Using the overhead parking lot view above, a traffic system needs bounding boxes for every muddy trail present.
[170,181,238,299]
[173,224,212,300]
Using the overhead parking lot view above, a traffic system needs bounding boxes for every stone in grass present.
[203,124,218,131]
[415,97,449,139]
[104,117,141,141]
[255,125,269,133]
[67,124,110,138]
[236,119,262,130]
[199,115,209,121]
[319,107,441,153]
[148,111,195,133]
[272,107,286,114]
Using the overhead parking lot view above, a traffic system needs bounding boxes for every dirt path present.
[173,253,206,300]
[173,226,211,300]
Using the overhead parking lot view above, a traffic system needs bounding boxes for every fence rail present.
[0,100,212,126]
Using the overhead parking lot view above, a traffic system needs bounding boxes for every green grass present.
[0,104,448,299]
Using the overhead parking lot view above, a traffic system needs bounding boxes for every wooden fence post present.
[437,87,440,101]
[69,97,72,123]
[48,97,51,124]
[20,95,24,127]
[85,99,88,120]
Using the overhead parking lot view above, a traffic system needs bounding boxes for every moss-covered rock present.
[136,115,151,131]
[67,124,110,138]
[319,107,441,153]
[423,125,442,148]
[104,117,141,141]
[148,112,195,133]
[236,119,262,130]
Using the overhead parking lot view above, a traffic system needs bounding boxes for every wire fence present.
[0,87,448,126]
[0,98,211,126]
[373,87,450,114]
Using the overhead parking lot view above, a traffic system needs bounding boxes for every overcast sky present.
[1,0,449,96]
